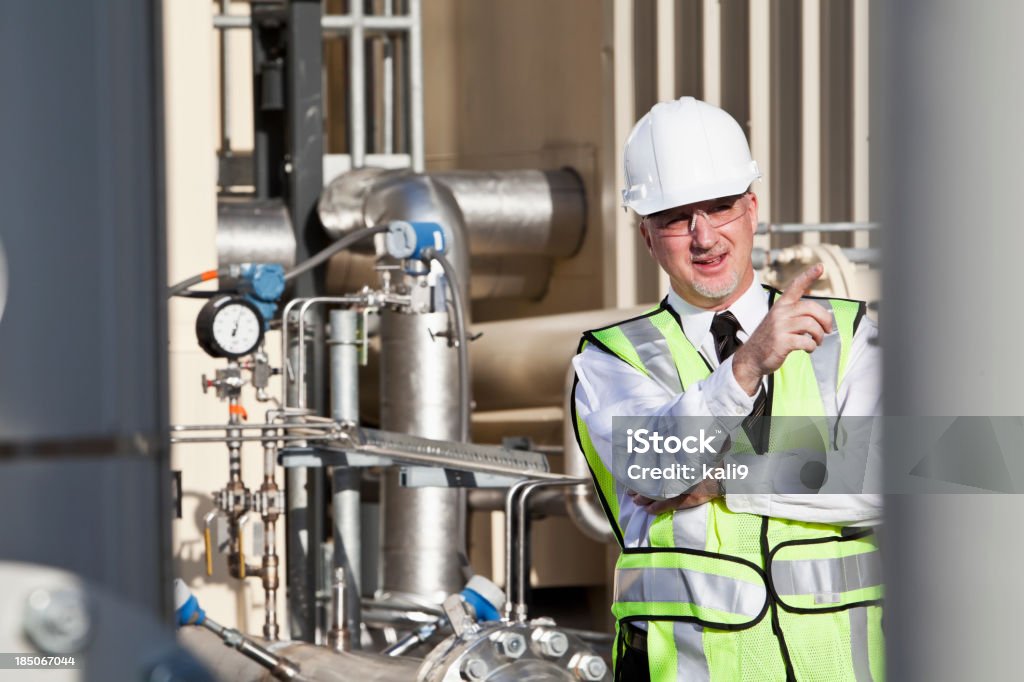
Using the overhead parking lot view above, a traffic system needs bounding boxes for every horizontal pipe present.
[322,15,417,33]
[470,305,651,411]
[170,435,333,445]
[467,487,567,515]
[754,247,880,268]
[430,170,586,258]
[171,423,336,432]
[217,199,297,269]
[213,14,251,30]
[180,627,421,682]
[213,14,417,33]
[756,220,880,234]
[319,169,586,259]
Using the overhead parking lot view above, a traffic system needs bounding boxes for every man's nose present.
[690,212,718,249]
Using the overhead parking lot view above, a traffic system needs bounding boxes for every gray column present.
[878,1,1024,679]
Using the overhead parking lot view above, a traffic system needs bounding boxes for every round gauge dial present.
[196,295,265,359]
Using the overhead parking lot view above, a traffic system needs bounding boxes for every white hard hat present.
[622,96,762,216]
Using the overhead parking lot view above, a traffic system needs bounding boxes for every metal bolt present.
[494,631,526,660]
[459,657,489,681]
[537,629,569,658]
[574,654,608,681]
[23,587,91,654]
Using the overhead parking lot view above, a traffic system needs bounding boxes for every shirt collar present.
[665,273,768,349]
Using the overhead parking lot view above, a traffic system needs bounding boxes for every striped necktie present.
[711,311,768,452]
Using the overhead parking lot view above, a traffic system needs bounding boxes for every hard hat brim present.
[625,165,761,217]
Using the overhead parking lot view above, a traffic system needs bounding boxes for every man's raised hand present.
[730,264,833,396]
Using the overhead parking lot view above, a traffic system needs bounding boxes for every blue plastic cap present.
[173,580,206,627]
[461,588,502,622]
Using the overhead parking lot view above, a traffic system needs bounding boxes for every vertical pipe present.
[219,0,231,154]
[379,310,465,601]
[219,0,231,152]
[285,338,314,641]
[350,0,367,168]
[329,308,362,648]
[408,0,425,171]
[654,0,675,296]
[260,432,281,641]
[851,0,870,248]
[383,0,395,155]
[329,309,360,424]
[327,568,350,652]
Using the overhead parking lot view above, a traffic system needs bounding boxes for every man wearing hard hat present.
[572,97,883,681]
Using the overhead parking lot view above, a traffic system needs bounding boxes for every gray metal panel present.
[878,1,1024,680]
[0,0,169,620]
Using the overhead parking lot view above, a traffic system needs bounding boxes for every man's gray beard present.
[691,269,740,300]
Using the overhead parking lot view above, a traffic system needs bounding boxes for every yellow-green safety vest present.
[571,288,884,682]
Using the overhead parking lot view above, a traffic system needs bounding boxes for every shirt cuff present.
[703,356,757,418]
[722,493,771,516]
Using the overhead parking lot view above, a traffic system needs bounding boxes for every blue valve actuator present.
[460,575,505,622]
[173,579,206,627]
[240,263,285,330]
[385,221,446,260]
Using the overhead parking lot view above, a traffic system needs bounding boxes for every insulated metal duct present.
[217,198,297,267]
[470,306,651,412]
[317,168,585,301]
[428,169,585,257]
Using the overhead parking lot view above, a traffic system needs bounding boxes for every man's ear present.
[639,219,654,256]
[746,192,759,236]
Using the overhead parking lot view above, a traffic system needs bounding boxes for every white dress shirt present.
[572,274,882,531]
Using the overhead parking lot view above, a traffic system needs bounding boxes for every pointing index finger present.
[779,263,824,304]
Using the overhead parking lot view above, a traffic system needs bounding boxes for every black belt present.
[622,622,648,652]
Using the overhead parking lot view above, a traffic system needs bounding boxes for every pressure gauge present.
[196,295,265,359]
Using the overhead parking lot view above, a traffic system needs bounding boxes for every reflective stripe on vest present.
[612,551,769,628]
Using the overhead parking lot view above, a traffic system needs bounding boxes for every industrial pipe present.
[470,305,651,412]
[180,627,420,682]
[325,172,474,602]
[317,168,585,301]
[563,367,616,544]
[217,198,296,268]
[328,309,362,649]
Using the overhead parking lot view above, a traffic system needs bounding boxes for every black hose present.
[283,225,390,282]
[167,268,230,298]
[167,225,387,298]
